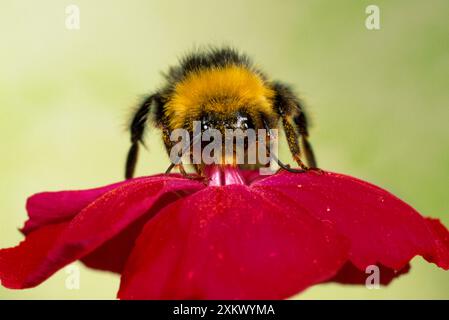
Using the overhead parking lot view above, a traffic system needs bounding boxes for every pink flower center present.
[204,165,246,186]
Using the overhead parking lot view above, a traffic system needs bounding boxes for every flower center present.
[204,165,246,186]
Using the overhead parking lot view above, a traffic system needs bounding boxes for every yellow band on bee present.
[165,65,275,129]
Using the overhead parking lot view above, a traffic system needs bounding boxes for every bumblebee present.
[125,47,317,179]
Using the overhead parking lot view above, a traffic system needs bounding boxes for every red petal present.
[0,177,204,288]
[0,223,68,289]
[80,215,148,273]
[331,262,410,285]
[22,174,183,234]
[253,171,449,274]
[424,218,449,269]
[23,178,144,234]
[118,185,349,299]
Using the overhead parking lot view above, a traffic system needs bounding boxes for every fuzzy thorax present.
[164,65,275,129]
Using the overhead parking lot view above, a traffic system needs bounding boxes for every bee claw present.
[309,167,325,174]
[183,173,209,184]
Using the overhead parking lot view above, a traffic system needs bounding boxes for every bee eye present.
[241,121,249,130]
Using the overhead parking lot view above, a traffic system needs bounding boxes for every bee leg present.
[126,94,157,179]
[162,126,189,177]
[272,152,305,173]
[193,164,210,185]
[281,116,309,171]
[262,118,305,173]
[300,135,323,174]
[163,134,206,181]
[195,164,209,180]
[177,163,187,175]
[125,143,140,179]
[170,163,207,183]
[293,112,318,169]
[164,162,189,176]
[165,162,176,174]
[301,136,317,168]
[163,127,179,175]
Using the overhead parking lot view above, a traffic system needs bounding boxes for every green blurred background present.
[1,0,448,299]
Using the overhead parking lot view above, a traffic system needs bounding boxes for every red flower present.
[0,167,448,299]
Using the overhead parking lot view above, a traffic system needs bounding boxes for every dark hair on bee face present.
[125,46,317,179]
